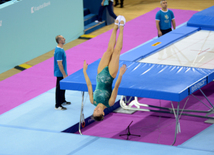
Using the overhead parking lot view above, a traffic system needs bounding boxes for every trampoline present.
[60,6,214,145]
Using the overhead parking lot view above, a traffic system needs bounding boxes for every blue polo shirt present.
[54,47,67,77]
[156,9,175,30]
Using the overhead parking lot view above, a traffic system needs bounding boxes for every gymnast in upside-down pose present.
[83,15,127,121]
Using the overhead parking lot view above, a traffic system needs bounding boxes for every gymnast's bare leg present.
[108,16,125,78]
[97,18,119,74]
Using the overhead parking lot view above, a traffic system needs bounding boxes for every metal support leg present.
[191,94,212,109]
[172,102,180,146]
[199,88,214,108]
[79,91,85,135]
[120,95,214,145]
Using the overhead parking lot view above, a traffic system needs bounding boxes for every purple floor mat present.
[77,82,214,146]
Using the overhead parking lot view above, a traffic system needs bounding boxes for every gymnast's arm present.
[83,60,94,104]
[109,65,127,107]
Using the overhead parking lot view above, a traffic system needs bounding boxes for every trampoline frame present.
[120,88,214,145]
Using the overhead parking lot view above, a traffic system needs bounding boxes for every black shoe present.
[62,101,71,105]
[120,5,123,8]
[55,106,67,110]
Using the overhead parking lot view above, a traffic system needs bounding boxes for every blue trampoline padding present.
[120,26,199,62]
[208,72,214,83]
[61,60,213,102]
[178,124,214,152]
[187,6,214,30]
[170,25,199,35]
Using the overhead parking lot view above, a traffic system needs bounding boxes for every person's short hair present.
[55,35,62,44]
[92,114,104,121]
[160,0,166,4]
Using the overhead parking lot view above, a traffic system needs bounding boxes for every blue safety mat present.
[0,87,121,133]
[187,6,214,30]
[61,60,213,102]
[0,88,94,132]
[120,25,199,62]
[1,126,214,155]
[178,124,214,152]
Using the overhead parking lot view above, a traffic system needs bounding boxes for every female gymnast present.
[83,15,127,121]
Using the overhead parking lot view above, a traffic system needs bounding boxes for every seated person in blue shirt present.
[156,0,176,37]
[83,15,127,121]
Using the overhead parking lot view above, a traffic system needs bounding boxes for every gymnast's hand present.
[83,60,88,72]
[119,64,127,76]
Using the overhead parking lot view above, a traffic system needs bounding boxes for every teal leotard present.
[93,66,114,107]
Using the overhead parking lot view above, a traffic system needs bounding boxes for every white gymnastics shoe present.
[115,15,122,26]
[120,16,126,27]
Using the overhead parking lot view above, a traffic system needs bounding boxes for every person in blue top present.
[156,0,176,37]
[83,15,127,121]
[95,0,117,23]
[54,35,71,110]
